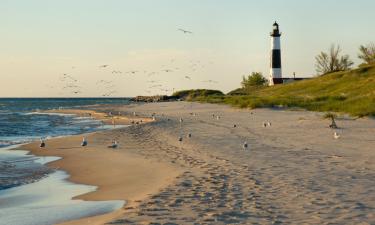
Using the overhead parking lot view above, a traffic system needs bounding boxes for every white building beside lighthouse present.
[269,21,283,86]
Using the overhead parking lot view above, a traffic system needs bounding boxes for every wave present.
[22,112,76,117]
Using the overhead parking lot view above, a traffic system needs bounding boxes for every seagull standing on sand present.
[263,122,267,128]
[108,139,118,148]
[179,136,183,142]
[187,133,192,138]
[39,138,46,148]
[81,137,88,147]
[267,122,272,127]
[243,142,248,151]
[334,132,340,139]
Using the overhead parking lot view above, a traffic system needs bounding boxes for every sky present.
[0,0,374,97]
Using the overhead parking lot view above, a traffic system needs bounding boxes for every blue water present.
[0,98,128,224]
[0,98,130,189]
[0,98,129,147]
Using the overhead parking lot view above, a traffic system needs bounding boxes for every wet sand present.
[18,109,181,225]
[19,102,375,224]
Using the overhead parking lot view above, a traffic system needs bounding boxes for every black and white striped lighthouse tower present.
[269,21,282,85]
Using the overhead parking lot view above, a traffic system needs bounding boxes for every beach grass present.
[179,64,375,117]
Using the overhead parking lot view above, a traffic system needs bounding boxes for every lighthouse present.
[269,21,282,86]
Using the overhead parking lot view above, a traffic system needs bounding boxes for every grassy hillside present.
[190,64,375,117]
[173,89,224,100]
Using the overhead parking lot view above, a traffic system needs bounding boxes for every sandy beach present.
[19,102,375,224]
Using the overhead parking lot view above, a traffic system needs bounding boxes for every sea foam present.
[0,170,124,225]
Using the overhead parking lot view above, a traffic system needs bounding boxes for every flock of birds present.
[174,110,341,151]
[51,28,220,97]
[39,107,342,154]
[174,112,263,151]
[39,136,118,149]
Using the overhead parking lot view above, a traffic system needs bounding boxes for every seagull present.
[187,133,192,138]
[100,65,109,68]
[334,132,340,139]
[203,80,218,84]
[263,122,267,128]
[61,74,77,82]
[39,138,46,148]
[178,28,193,34]
[108,139,118,148]
[179,118,183,123]
[178,136,183,142]
[216,115,220,120]
[233,124,237,128]
[185,76,191,80]
[81,137,87,147]
[267,122,272,127]
[243,142,248,151]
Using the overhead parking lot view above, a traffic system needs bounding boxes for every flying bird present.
[178,28,193,34]
[100,65,109,68]
[61,74,77,82]
[124,70,137,75]
[185,76,191,80]
[147,80,160,84]
[202,80,218,84]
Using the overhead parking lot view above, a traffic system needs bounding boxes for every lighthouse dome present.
[273,21,279,30]
[271,21,281,37]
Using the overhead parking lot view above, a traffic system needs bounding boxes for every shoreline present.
[10,108,182,225]
[4,102,375,224]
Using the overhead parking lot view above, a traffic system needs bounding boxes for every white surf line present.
[0,122,131,225]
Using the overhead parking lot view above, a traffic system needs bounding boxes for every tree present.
[315,44,354,75]
[358,43,375,64]
[241,72,267,89]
